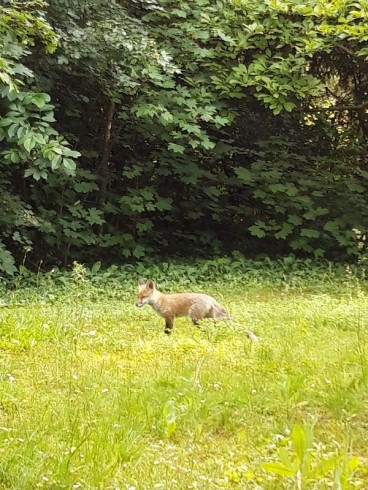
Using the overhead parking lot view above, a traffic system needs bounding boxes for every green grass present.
[0,263,368,489]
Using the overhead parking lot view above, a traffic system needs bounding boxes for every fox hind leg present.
[189,301,210,326]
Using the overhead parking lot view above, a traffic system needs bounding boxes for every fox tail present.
[213,303,259,342]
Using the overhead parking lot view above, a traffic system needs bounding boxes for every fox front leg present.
[164,318,174,335]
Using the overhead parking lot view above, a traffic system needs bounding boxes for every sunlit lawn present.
[0,277,367,489]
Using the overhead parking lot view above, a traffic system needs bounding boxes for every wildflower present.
[195,380,202,390]
[6,373,15,383]
[72,375,78,380]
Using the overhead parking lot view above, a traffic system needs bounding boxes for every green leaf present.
[74,182,99,193]
[348,456,360,473]
[8,124,19,139]
[288,215,302,226]
[275,222,294,239]
[235,167,253,182]
[315,455,337,478]
[32,94,47,108]
[300,229,320,238]
[87,208,105,225]
[201,136,215,150]
[0,118,13,127]
[91,261,101,273]
[284,101,295,112]
[262,462,295,476]
[51,155,62,170]
[155,197,173,211]
[133,245,146,258]
[168,143,185,154]
[172,8,187,18]
[194,30,210,40]
[32,133,46,145]
[249,225,266,238]
[164,420,177,439]
[23,137,36,152]
[291,424,307,462]
[0,244,17,276]
[324,221,340,232]
[62,158,77,173]
[42,112,56,122]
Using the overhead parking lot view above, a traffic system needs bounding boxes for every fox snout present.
[136,301,144,308]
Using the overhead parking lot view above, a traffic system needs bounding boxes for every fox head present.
[136,278,155,307]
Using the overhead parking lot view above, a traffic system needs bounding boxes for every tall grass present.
[0,259,367,488]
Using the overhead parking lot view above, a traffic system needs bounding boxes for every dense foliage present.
[1,0,368,274]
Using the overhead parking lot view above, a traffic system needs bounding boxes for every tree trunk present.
[99,99,115,204]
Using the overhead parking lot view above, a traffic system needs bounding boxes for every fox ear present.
[146,279,155,290]
[138,278,146,286]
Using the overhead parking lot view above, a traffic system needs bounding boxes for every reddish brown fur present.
[135,279,258,341]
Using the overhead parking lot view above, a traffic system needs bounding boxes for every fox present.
[136,278,259,341]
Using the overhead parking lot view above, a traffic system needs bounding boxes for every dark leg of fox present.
[189,304,206,327]
[164,318,174,335]
[191,318,199,327]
